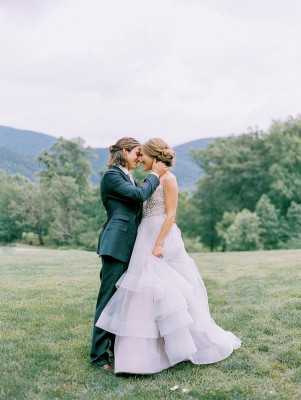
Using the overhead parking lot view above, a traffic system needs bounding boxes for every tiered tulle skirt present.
[96,215,241,374]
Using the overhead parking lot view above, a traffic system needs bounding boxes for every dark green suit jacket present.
[96,166,159,263]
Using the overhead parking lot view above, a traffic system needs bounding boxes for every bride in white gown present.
[96,138,241,374]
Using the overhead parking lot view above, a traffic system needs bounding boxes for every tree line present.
[176,115,301,251]
[0,138,106,250]
[1,115,301,252]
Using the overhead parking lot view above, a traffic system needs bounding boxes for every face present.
[124,146,141,170]
[140,151,154,171]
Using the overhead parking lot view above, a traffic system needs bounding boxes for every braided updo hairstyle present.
[107,137,140,168]
[142,138,175,167]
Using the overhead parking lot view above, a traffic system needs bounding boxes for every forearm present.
[103,171,159,203]
[155,214,175,245]
[152,173,178,258]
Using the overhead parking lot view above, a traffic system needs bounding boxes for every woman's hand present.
[152,243,163,258]
[152,159,168,178]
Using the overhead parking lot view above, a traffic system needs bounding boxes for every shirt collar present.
[117,165,130,175]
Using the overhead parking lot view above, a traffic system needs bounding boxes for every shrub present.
[226,210,261,251]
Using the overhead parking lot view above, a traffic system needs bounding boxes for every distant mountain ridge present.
[0,146,38,182]
[0,125,57,156]
[0,125,214,191]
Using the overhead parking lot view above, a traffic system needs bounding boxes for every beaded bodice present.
[142,186,166,218]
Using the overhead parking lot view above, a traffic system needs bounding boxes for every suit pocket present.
[107,222,128,232]
[111,213,130,222]
[107,213,129,231]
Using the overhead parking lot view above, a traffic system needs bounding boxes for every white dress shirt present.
[117,165,135,185]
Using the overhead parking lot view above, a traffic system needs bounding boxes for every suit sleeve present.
[102,170,159,203]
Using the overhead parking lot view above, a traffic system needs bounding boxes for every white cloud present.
[0,0,301,147]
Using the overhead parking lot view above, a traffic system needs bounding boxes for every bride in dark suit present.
[90,137,167,371]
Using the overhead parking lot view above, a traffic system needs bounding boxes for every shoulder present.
[103,167,122,178]
[102,167,123,183]
[161,171,178,190]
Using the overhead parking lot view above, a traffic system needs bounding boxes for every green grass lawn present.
[0,248,300,400]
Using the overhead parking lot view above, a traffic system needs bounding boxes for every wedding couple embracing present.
[90,137,241,374]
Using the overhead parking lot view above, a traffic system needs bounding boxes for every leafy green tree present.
[25,183,54,245]
[49,176,83,244]
[36,137,99,245]
[176,191,193,236]
[277,201,301,248]
[286,202,301,237]
[0,169,6,192]
[188,176,223,251]
[266,117,301,213]
[216,211,236,251]
[73,185,106,250]
[36,137,94,194]
[191,131,270,213]
[189,131,270,250]
[2,174,54,245]
[255,194,280,249]
[0,136,107,248]
[0,174,23,242]
[0,170,8,241]
[188,115,301,250]
[0,174,50,243]
[225,210,261,251]
[7,177,35,237]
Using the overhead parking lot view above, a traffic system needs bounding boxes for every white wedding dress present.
[96,186,241,374]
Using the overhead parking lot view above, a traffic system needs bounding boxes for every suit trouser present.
[90,255,128,366]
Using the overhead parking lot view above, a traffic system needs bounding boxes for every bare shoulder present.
[161,171,178,189]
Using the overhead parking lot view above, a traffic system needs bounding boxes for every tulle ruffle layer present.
[96,215,241,374]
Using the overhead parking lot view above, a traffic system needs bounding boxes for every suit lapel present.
[110,166,133,185]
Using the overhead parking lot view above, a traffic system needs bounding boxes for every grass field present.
[0,247,300,400]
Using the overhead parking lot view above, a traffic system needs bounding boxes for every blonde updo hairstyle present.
[107,137,140,168]
[142,138,175,167]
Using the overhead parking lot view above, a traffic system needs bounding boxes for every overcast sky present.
[0,0,301,148]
